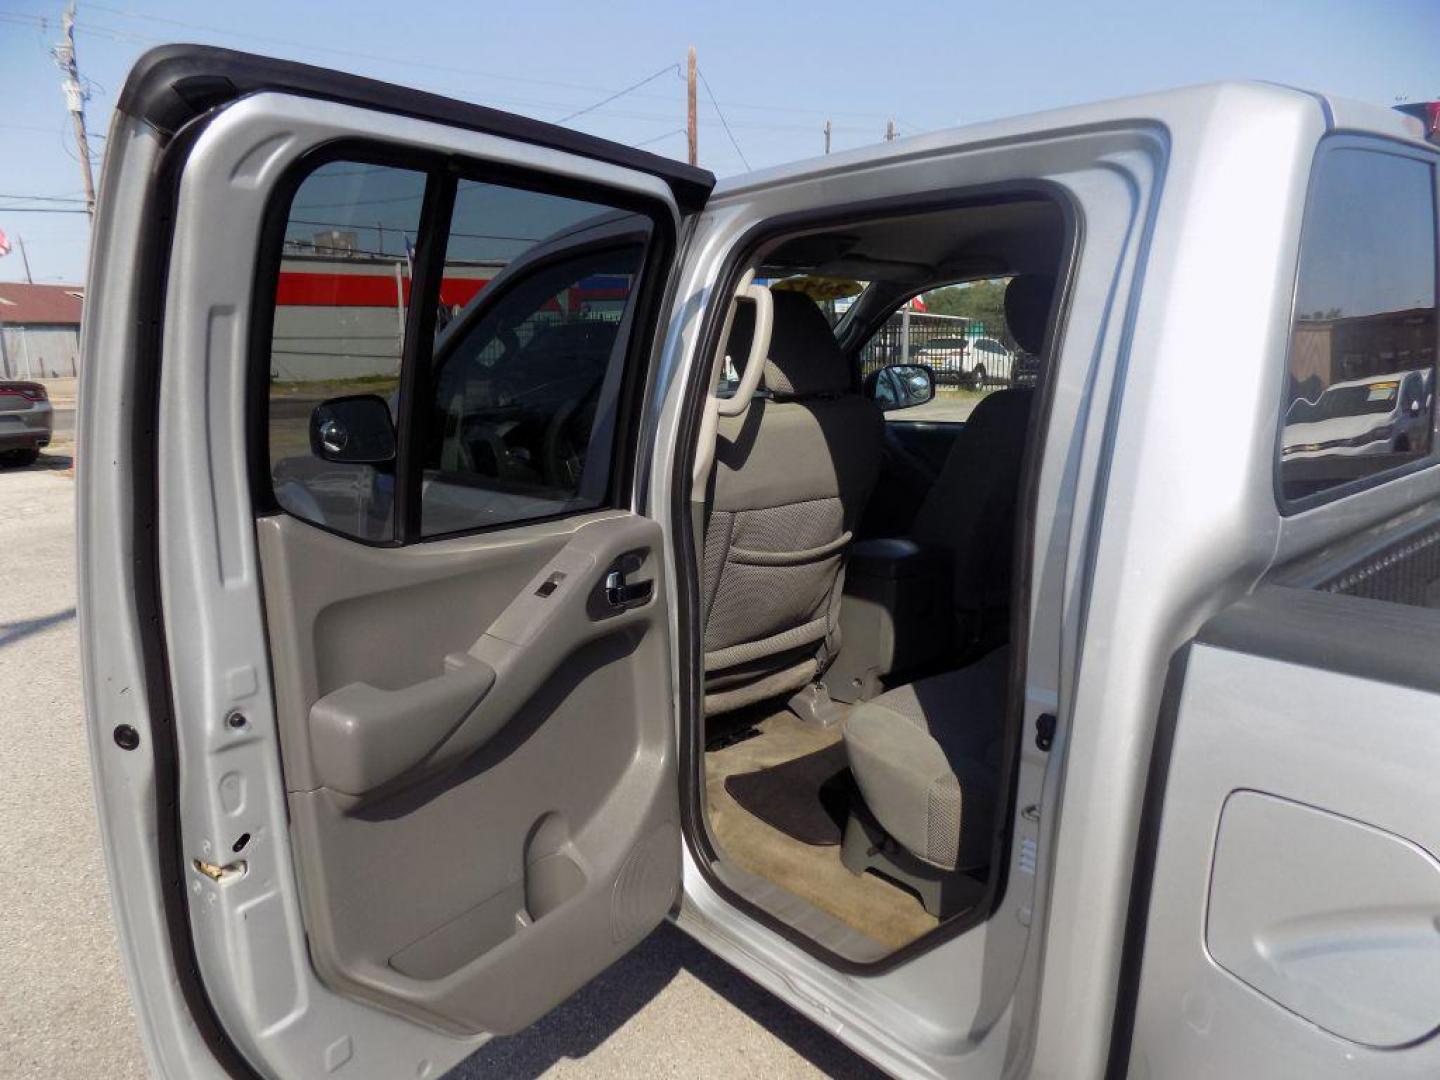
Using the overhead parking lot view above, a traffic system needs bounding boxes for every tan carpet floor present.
[703,708,937,951]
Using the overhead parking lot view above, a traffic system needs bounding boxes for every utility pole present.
[686,46,698,167]
[884,119,895,142]
[823,119,832,154]
[17,236,34,285]
[52,1,97,222]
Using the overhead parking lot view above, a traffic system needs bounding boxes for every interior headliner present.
[758,198,1065,287]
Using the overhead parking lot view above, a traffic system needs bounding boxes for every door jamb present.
[665,180,1083,975]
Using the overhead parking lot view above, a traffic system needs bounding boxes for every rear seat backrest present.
[701,290,883,712]
[908,275,1053,621]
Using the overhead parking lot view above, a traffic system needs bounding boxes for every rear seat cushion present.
[842,646,1009,871]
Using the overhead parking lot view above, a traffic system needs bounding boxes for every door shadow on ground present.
[0,607,75,649]
[0,450,74,472]
[446,921,883,1078]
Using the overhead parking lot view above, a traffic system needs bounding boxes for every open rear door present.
[78,46,712,1078]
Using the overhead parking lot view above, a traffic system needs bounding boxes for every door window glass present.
[420,180,651,536]
[266,161,427,541]
[1281,147,1438,504]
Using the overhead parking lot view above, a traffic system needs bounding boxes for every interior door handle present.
[605,571,653,609]
[604,553,653,610]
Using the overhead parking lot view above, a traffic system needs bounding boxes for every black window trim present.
[248,139,680,548]
[1274,133,1440,516]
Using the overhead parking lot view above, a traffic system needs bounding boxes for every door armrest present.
[309,655,496,796]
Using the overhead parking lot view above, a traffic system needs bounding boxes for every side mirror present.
[309,395,396,465]
[866,363,935,412]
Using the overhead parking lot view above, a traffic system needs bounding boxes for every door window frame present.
[246,138,679,547]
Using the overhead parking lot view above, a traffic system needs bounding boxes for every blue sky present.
[1,0,1437,283]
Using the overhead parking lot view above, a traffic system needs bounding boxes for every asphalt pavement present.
[0,436,880,1079]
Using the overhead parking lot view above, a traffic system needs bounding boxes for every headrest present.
[724,288,851,399]
[1003,275,1055,357]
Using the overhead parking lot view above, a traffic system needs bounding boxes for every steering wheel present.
[542,394,598,489]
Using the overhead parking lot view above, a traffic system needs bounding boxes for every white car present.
[916,335,1015,387]
[968,335,1016,385]
[1282,369,1431,459]
[914,336,980,385]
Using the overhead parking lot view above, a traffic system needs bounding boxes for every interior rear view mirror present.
[866,363,936,412]
[310,394,397,465]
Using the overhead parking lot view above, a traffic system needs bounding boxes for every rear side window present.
[1280,144,1438,506]
[267,162,427,542]
[262,157,660,543]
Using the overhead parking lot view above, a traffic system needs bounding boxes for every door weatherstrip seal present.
[116,44,714,211]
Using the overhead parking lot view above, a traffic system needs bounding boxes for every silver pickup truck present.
[78,44,1440,1079]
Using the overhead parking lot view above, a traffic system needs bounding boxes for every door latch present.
[1035,713,1057,752]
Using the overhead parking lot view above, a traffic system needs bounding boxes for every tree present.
[921,278,1008,332]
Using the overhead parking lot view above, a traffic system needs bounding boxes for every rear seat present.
[837,276,1052,915]
[842,645,1009,877]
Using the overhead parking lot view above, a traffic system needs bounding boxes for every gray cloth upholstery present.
[1003,274,1055,356]
[902,276,1051,615]
[842,646,1009,871]
[909,388,1033,612]
[726,289,854,398]
[702,290,883,705]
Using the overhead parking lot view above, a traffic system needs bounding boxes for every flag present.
[0,230,10,258]
[909,293,927,313]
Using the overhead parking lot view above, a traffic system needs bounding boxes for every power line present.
[632,128,685,149]
[0,194,88,203]
[557,64,680,125]
[0,206,90,214]
[6,6,930,126]
[80,2,653,98]
[0,4,936,180]
[697,68,750,171]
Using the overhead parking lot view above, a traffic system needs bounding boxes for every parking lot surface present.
[0,442,879,1079]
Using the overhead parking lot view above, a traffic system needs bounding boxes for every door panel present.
[1125,587,1440,1077]
[260,511,676,1033]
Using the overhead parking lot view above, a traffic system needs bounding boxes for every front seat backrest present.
[909,274,1054,619]
[702,290,883,712]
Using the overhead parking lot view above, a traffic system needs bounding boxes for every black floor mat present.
[724,742,852,846]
